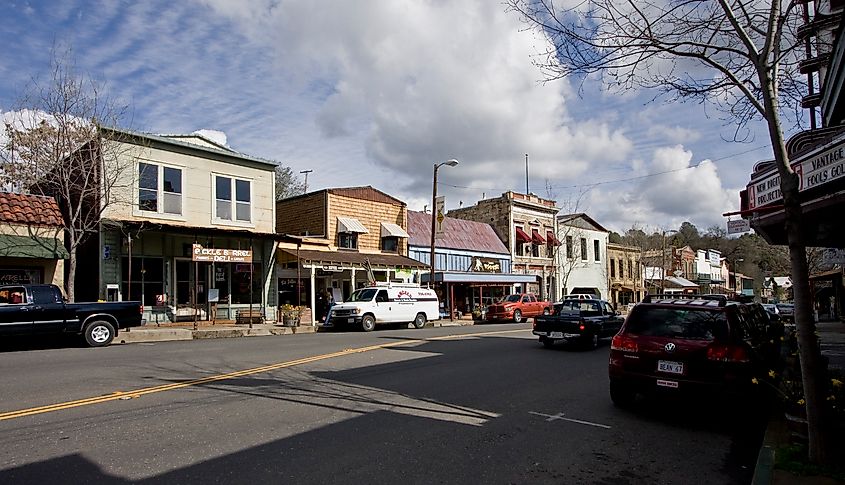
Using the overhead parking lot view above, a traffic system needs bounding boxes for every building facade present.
[275,186,427,323]
[448,191,559,300]
[607,242,645,307]
[556,213,609,299]
[78,128,278,322]
[0,192,68,288]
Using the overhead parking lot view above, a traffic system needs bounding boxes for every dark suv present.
[608,296,780,406]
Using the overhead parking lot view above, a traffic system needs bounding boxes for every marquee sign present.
[191,244,253,263]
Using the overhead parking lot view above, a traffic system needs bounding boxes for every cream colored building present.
[76,128,278,322]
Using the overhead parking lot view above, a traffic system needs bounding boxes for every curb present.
[118,324,318,344]
[752,414,787,485]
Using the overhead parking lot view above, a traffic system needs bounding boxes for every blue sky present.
[0,0,780,232]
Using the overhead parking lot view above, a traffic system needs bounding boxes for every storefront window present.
[231,263,261,304]
[121,257,164,306]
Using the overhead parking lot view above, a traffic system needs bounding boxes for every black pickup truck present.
[533,298,624,349]
[0,284,142,347]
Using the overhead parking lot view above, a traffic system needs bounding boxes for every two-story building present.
[556,213,609,299]
[274,186,427,323]
[407,210,534,317]
[0,192,68,287]
[606,242,645,307]
[74,128,278,322]
[448,192,559,300]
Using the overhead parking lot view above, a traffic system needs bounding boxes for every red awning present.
[531,229,546,244]
[546,231,561,246]
[515,227,531,243]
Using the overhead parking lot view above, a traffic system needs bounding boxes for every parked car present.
[324,283,438,332]
[486,293,551,323]
[776,303,795,321]
[761,303,779,316]
[533,298,624,349]
[0,284,143,347]
[608,295,780,406]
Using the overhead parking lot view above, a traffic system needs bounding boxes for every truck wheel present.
[84,320,115,347]
[412,313,426,329]
[513,310,522,323]
[361,314,376,332]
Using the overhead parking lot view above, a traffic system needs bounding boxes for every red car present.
[486,293,551,323]
[608,296,777,406]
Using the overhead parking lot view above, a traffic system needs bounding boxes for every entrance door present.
[175,260,209,307]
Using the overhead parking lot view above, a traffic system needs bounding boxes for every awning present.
[278,248,427,269]
[515,227,531,243]
[337,216,369,233]
[380,222,409,238]
[421,271,538,284]
[0,234,69,259]
[531,229,546,244]
[546,231,561,246]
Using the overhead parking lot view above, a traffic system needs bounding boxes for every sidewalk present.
[753,319,845,485]
[117,319,475,345]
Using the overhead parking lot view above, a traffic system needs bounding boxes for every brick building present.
[275,186,427,323]
[448,192,559,300]
[606,242,645,308]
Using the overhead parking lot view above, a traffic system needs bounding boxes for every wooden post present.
[449,283,455,321]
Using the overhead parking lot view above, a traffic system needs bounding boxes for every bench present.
[236,309,265,325]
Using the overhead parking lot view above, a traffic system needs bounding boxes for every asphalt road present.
[0,324,766,484]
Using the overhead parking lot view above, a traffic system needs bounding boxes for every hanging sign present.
[435,196,446,238]
[726,219,751,234]
[192,244,253,263]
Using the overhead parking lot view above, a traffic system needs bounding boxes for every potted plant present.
[281,304,302,327]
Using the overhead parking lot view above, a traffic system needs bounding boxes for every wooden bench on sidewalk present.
[236,309,264,325]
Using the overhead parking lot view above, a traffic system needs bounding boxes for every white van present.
[324,283,439,332]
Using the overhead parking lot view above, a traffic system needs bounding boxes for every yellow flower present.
[832,379,843,389]
[751,378,759,385]
[768,370,776,379]
[798,399,806,406]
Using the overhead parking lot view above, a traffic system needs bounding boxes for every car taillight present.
[140,305,144,314]
[579,324,585,331]
[706,343,750,363]
[611,334,638,352]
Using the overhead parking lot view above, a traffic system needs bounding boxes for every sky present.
[0,0,781,234]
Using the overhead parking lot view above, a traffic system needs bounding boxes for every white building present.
[695,249,727,293]
[555,213,609,300]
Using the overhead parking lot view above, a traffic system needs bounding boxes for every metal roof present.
[407,210,508,254]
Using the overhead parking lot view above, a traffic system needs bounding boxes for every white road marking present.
[529,411,612,429]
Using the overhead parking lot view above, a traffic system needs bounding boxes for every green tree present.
[275,165,305,200]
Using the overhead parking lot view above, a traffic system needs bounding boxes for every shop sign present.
[470,257,501,273]
[321,265,342,272]
[726,219,751,235]
[0,269,40,285]
[192,244,253,263]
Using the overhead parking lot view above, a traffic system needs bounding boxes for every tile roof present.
[0,192,64,227]
[407,210,508,254]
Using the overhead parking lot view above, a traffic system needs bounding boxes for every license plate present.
[658,360,684,374]
[657,379,679,388]
[550,332,564,339]
[347,318,355,323]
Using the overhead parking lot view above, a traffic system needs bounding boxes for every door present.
[375,289,395,322]
[30,285,67,333]
[0,286,33,334]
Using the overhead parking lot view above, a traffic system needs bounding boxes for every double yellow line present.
[0,328,526,422]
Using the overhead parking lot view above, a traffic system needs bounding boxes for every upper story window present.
[628,260,633,278]
[610,259,616,278]
[339,232,358,249]
[381,237,398,252]
[215,175,251,222]
[566,236,573,259]
[580,238,588,261]
[593,240,600,262]
[379,222,408,253]
[619,259,624,279]
[138,162,182,215]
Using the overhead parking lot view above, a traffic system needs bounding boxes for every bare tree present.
[507,0,830,462]
[0,51,134,301]
[275,165,305,200]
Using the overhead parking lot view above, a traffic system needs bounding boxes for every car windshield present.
[625,307,729,340]
[776,304,793,310]
[503,295,521,303]
[555,300,601,316]
[348,289,377,302]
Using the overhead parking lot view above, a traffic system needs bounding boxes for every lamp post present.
[430,159,459,294]
[732,258,744,296]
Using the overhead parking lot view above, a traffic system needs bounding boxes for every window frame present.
[580,238,588,261]
[566,236,573,259]
[338,232,358,250]
[593,239,600,262]
[136,161,183,217]
[381,236,399,253]
[213,174,253,224]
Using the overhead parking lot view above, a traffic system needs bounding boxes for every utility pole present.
[525,153,529,194]
[300,169,313,194]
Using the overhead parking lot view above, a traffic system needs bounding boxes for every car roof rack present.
[642,294,726,307]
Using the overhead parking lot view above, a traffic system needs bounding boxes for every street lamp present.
[430,159,459,295]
